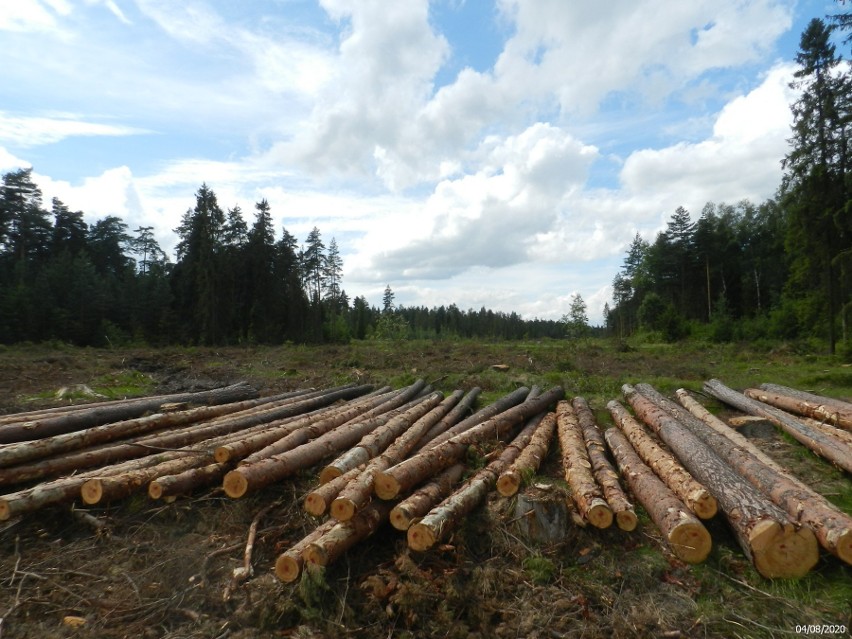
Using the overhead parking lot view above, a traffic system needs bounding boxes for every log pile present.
[1,374,848,586]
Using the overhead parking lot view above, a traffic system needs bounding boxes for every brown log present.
[746,387,852,432]
[414,388,481,447]
[572,397,637,531]
[603,427,711,563]
[800,416,852,447]
[329,391,466,521]
[624,384,818,579]
[674,389,852,565]
[389,464,465,531]
[496,412,556,497]
[304,466,365,516]
[759,382,852,415]
[0,382,260,443]
[274,519,339,583]
[704,379,852,474]
[305,500,393,567]
[223,393,442,499]
[374,386,563,500]
[148,462,230,499]
[607,400,717,519]
[556,400,612,529]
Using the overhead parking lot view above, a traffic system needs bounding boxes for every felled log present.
[305,501,393,567]
[0,382,260,443]
[415,388,481,447]
[496,412,556,497]
[674,389,852,565]
[572,397,636,531]
[760,382,852,414]
[148,462,230,500]
[406,406,549,550]
[624,384,818,579]
[274,519,339,583]
[389,464,466,531]
[374,387,564,500]
[704,379,852,474]
[746,387,852,432]
[604,427,711,563]
[799,416,852,447]
[329,391,465,521]
[223,394,442,499]
[556,400,612,529]
[607,400,717,520]
[304,466,365,516]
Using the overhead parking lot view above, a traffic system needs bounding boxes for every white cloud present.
[0,112,148,147]
[0,0,62,32]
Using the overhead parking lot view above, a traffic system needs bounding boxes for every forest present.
[0,17,850,352]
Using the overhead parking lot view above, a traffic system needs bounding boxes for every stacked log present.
[495,412,556,497]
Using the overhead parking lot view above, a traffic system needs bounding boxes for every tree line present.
[0,174,565,346]
[607,15,852,353]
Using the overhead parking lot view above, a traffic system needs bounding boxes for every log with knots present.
[0,375,848,586]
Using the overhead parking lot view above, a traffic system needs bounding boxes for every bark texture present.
[496,412,557,497]
[389,464,465,531]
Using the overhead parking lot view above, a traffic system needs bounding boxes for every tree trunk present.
[414,388,481,448]
[758,383,852,414]
[556,400,612,529]
[496,412,556,497]
[0,382,260,443]
[572,397,637,531]
[624,384,818,579]
[704,379,852,473]
[274,519,338,583]
[745,387,852,432]
[148,462,230,500]
[373,387,563,500]
[673,389,852,565]
[604,427,711,563]
[329,391,466,521]
[607,400,717,520]
[304,466,364,516]
[389,464,465,531]
[799,415,852,447]
[305,501,393,567]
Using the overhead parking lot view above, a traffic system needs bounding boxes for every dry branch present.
[604,427,711,563]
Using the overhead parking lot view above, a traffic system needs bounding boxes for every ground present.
[0,339,849,639]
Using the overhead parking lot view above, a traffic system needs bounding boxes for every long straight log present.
[704,379,852,474]
[746,387,852,432]
[406,407,549,550]
[800,416,852,447]
[374,387,564,500]
[572,397,636,531]
[556,400,612,529]
[389,464,466,531]
[604,427,711,563]
[624,384,818,579]
[274,519,339,583]
[759,382,852,415]
[223,393,442,499]
[415,388,481,447]
[607,400,717,519]
[0,382,260,443]
[496,412,556,497]
[148,462,230,499]
[329,391,466,521]
[673,389,852,565]
[304,466,365,516]
[305,501,393,567]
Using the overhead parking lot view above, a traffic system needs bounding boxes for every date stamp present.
[795,625,847,635]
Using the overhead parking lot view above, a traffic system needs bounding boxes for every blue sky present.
[0,0,844,324]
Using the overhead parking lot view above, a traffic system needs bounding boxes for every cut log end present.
[689,491,718,520]
[330,498,357,522]
[750,521,819,579]
[213,447,231,464]
[496,471,521,497]
[148,481,163,500]
[305,543,329,567]
[319,466,342,485]
[303,493,328,517]
[373,471,401,500]
[586,502,613,529]
[834,530,852,566]
[389,506,412,531]
[223,471,249,499]
[615,510,638,532]
[407,522,437,552]
[80,479,103,505]
[0,500,10,521]
[668,521,712,564]
[274,553,303,583]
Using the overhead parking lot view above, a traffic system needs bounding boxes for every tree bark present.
[305,501,393,567]
[148,462,230,500]
[704,379,852,473]
[0,382,260,443]
[673,389,852,565]
[607,400,717,520]
[373,387,563,500]
[759,382,852,415]
[389,464,465,531]
[274,519,338,583]
[572,397,637,531]
[556,400,612,529]
[496,412,556,497]
[304,466,364,516]
[745,387,852,432]
[414,388,481,448]
[624,384,818,579]
[604,427,711,563]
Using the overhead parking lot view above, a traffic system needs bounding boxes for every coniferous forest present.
[1,16,851,351]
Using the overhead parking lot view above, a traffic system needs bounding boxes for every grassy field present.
[0,338,850,638]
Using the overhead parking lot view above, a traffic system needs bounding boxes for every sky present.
[0,0,846,325]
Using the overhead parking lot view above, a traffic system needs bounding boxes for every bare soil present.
[0,341,850,639]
